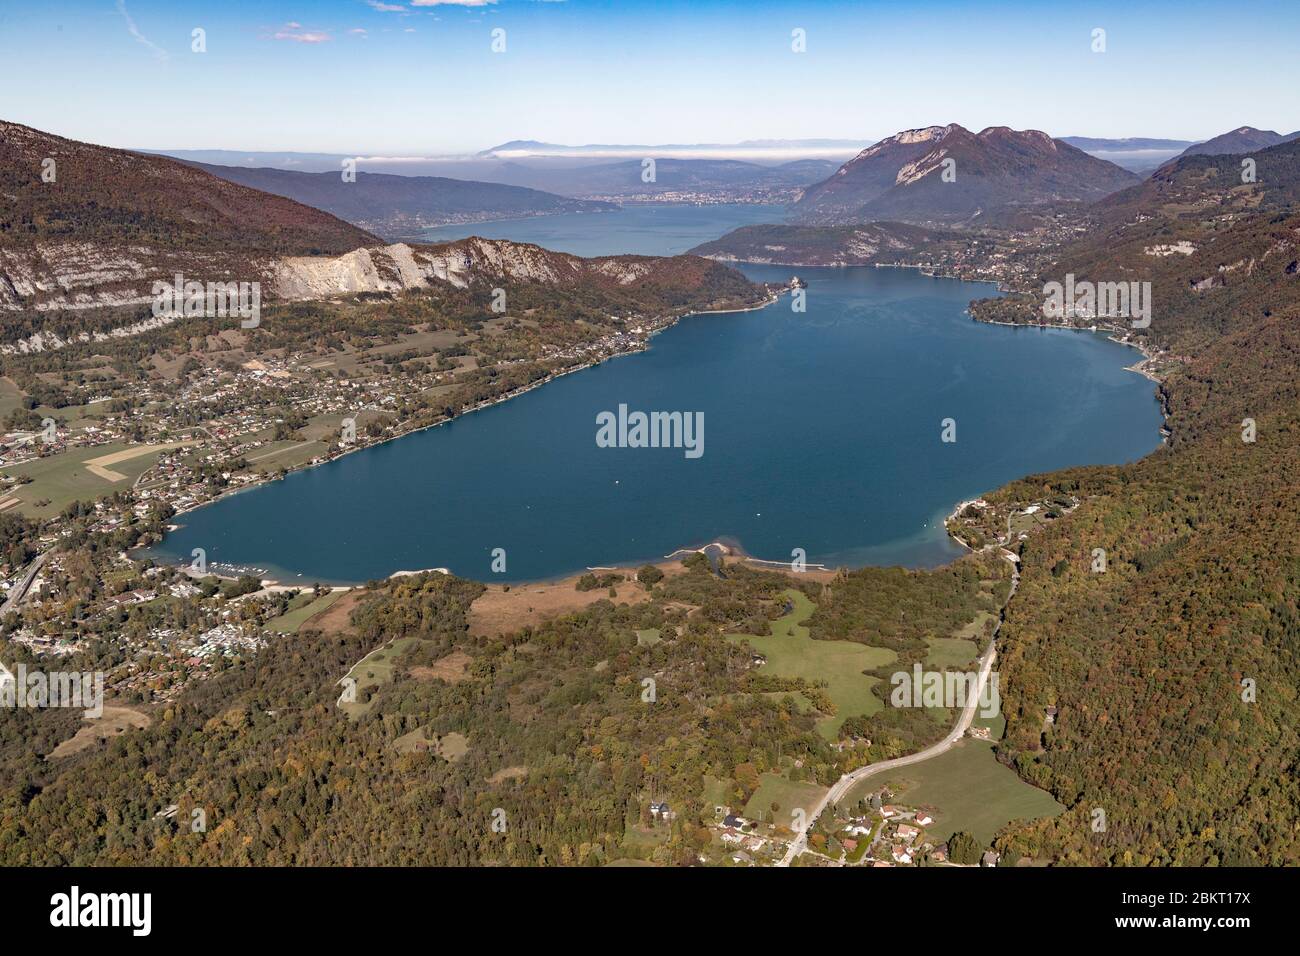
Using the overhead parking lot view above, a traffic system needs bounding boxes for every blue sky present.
[1,0,1296,154]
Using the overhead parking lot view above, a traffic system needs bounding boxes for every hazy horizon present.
[1,0,1296,154]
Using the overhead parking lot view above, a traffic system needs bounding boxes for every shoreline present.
[141,288,787,581]
[701,254,1003,288]
[966,312,1165,385]
[143,272,1162,594]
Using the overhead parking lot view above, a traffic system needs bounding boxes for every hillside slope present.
[794,125,1138,225]
[272,236,766,312]
[0,119,379,313]
[191,163,617,238]
[970,185,1300,866]
[1177,126,1300,158]
[0,121,764,323]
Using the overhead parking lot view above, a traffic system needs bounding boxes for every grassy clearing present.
[266,591,343,633]
[953,610,998,640]
[47,706,151,760]
[392,727,469,761]
[702,774,734,811]
[621,823,671,855]
[0,377,24,420]
[339,635,420,720]
[728,589,895,740]
[741,773,828,829]
[848,739,1064,845]
[925,636,981,669]
[635,628,661,646]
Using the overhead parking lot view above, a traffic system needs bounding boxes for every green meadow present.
[728,589,895,740]
[265,590,343,633]
[0,442,173,518]
[848,739,1064,845]
[339,635,420,720]
[741,773,829,829]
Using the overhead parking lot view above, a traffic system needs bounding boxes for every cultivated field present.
[1,441,185,517]
[466,561,684,636]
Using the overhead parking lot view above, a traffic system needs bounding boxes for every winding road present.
[775,551,1019,867]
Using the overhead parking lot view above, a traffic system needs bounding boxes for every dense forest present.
[977,174,1300,865]
[0,552,1014,865]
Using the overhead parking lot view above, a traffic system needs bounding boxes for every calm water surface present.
[148,205,1163,582]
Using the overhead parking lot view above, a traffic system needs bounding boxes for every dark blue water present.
[147,208,1163,584]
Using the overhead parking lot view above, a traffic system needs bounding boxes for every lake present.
[148,204,1164,583]
[416,203,788,256]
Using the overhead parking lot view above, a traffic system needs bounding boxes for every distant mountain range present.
[1061,136,1196,151]
[151,148,837,203]
[1177,126,1300,157]
[0,119,378,313]
[0,120,760,319]
[792,125,1140,226]
[186,163,615,240]
[476,139,866,161]
[1060,137,1195,174]
[481,157,839,200]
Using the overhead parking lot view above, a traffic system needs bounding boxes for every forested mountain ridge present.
[190,163,617,239]
[1177,126,1300,158]
[0,120,379,254]
[1,121,765,319]
[1093,136,1300,230]
[969,179,1300,865]
[271,236,766,313]
[686,221,965,266]
[792,125,1138,225]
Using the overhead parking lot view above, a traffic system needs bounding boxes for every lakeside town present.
[0,273,791,710]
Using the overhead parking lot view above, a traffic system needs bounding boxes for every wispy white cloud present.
[365,1,408,11]
[116,0,168,61]
[273,26,331,43]
[410,1,498,7]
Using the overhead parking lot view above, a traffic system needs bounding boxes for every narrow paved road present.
[776,552,1019,867]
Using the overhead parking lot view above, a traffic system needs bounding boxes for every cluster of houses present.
[714,810,773,865]
[837,794,946,867]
